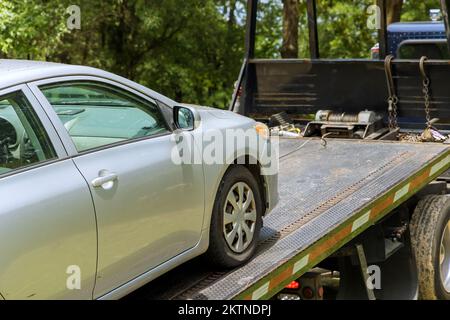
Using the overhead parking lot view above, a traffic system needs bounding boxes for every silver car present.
[0,60,278,300]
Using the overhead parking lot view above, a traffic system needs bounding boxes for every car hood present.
[178,103,249,120]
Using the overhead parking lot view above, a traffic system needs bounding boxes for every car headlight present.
[254,122,270,140]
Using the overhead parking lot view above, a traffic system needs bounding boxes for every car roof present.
[0,59,176,106]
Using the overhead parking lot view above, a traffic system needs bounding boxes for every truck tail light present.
[285,280,300,290]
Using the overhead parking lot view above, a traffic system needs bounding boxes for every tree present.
[0,0,247,109]
[281,0,299,58]
[387,0,404,25]
[402,0,438,22]
[313,0,378,59]
[254,0,283,59]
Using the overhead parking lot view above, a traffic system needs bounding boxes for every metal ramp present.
[127,138,450,300]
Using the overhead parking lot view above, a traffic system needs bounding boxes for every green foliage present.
[255,0,283,58]
[315,0,377,59]
[402,0,440,21]
[254,0,378,59]
[0,0,68,58]
[0,0,245,108]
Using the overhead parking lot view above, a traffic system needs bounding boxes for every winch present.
[303,110,385,139]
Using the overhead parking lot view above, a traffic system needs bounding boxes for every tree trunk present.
[387,0,403,25]
[228,0,237,28]
[281,0,299,59]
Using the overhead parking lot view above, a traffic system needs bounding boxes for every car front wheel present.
[206,165,263,268]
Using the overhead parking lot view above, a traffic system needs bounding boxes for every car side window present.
[40,82,170,153]
[0,91,56,176]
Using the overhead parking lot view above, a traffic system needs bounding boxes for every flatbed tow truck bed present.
[127,138,450,300]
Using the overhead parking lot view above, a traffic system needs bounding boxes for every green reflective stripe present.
[293,254,310,274]
[394,183,410,203]
[251,282,270,300]
[351,210,371,232]
[430,154,450,176]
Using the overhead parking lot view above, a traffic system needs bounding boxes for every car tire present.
[206,165,263,269]
[410,195,450,300]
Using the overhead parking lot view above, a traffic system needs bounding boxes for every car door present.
[32,78,205,297]
[0,85,97,299]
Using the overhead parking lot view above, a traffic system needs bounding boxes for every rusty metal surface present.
[126,138,449,300]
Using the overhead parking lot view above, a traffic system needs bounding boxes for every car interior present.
[41,83,169,152]
[0,94,50,175]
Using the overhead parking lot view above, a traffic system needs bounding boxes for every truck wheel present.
[206,165,263,268]
[410,195,450,300]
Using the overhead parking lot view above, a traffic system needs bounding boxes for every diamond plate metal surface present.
[191,139,449,300]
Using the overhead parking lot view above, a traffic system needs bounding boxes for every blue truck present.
[372,10,450,59]
[388,21,449,59]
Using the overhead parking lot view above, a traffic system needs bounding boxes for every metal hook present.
[384,55,395,96]
[384,54,394,70]
[320,132,333,148]
[419,56,429,80]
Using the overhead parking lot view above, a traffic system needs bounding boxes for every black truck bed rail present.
[244,59,450,129]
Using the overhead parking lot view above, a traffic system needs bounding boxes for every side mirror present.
[173,106,200,131]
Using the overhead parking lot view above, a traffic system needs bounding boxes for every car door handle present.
[91,171,118,189]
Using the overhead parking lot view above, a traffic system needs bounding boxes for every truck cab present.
[373,9,450,59]
[388,21,449,59]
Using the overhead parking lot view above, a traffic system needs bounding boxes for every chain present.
[385,55,399,130]
[399,57,448,143]
[420,56,432,129]
[388,96,398,130]
[423,77,432,129]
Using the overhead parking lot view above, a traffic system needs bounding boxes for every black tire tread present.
[410,195,450,300]
[205,165,263,269]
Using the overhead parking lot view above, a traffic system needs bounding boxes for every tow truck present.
[128,0,450,300]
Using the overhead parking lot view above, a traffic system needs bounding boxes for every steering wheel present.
[0,117,17,146]
[0,117,18,164]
